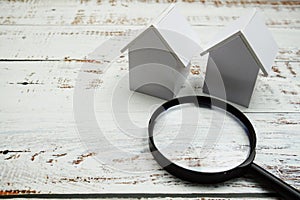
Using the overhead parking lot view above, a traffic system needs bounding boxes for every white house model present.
[121,4,200,100]
[201,9,278,107]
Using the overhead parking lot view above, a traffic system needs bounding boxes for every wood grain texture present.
[0,0,299,198]
[0,0,299,27]
[0,26,299,61]
[0,61,298,112]
[0,60,299,195]
[0,111,299,193]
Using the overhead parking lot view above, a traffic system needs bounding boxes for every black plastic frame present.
[148,95,256,183]
[148,96,300,199]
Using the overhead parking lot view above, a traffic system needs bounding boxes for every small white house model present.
[201,9,278,107]
[121,4,200,100]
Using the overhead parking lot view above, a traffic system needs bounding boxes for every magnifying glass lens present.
[153,103,251,173]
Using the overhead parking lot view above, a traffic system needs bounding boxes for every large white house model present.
[121,4,201,100]
[201,9,278,107]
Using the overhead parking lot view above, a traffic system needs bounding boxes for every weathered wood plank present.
[0,60,299,113]
[0,0,299,198]
[0,110,299,193]
[0,1,299,28]
[0,26,299,61]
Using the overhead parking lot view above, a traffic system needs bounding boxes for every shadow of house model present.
[121,4,201,100]
[201,9,278,107]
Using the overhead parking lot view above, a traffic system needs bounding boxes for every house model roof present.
[121,4,201,67]
[201,9,278,76]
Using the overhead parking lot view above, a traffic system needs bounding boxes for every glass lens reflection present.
[153,103,250,173]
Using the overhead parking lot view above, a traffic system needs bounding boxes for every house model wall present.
[121,4,201,100]
[201,9,278,107]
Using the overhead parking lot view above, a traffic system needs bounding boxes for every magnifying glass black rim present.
[148,95,257,184]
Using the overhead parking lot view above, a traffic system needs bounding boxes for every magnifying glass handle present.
[249,163,300,199]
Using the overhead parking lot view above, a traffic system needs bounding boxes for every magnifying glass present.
[148,96,300,199]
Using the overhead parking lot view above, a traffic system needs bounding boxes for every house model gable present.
[120,4,201,100]
[201,9,278,107]
[200,9,254,56]
[121,4,201,67]
[201,9,278,76]
[152,4,201,67]
[241,10,278,76]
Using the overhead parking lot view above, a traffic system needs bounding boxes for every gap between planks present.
[0,192,279,199]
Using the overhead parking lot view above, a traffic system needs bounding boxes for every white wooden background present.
[0,0,299,199]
